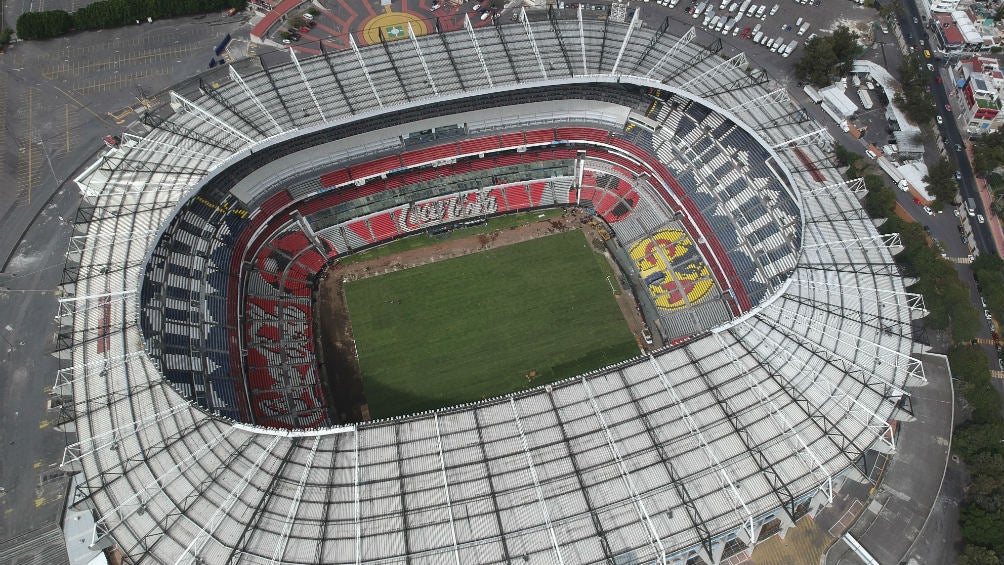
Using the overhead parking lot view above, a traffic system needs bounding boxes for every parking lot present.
[0,9,253,547]
[634,0,878,74]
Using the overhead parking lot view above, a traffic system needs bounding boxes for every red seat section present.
[524,129,555,145]
[460,136,500,155]
[350,155,403,180]
[369,212,400,242]
[319,168,351,188]
[500,132,525,148]
[529,182,547,206]
[556,127,609,144]
[503,185,531,210]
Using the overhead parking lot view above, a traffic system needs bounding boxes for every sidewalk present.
[823,354,954,565]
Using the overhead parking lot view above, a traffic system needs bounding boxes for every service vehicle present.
[782,39,798,57]
[858,89,873,109]
[797,22,810,35]
[768,2,778,14]
[756,4,766,17]
[752,30,764,43]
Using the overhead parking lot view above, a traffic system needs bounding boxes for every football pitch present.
[344,230,640,419]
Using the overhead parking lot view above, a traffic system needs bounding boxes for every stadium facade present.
[57,10,928,565]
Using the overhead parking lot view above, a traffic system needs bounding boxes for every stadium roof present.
[60,11,926,565]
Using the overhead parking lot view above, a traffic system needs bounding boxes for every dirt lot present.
[314,212,647,423]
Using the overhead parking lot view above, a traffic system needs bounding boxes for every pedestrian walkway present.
[990,370,1004,380]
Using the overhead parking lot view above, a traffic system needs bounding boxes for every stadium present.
[57,9,927,565]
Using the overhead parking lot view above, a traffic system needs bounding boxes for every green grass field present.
[344,230,639,418]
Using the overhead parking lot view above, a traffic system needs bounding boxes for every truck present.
[723,18,736,35]
[803,84,822,103]
[703,12,714,26]
[782,39,798,57]
[770,37,781,51]
[708,14,720,29]
[752,30,764,43]
[768,3,778,15]
[967,198,977,216]
[858,88,874,110]
[755,3,766,17]
[738,0,751,15]
[693,1,708,18]
[715,16,727,31]
[746,2,757,16]
[797,22,810,35]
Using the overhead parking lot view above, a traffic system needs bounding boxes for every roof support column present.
[170,91,254,146]
[288,48,328,122]
[582,377,667,565]
[92,424,236,547]
[175,435,282,565]
[433,414,463,565]
[610,8,640,76]
[228,66,284,135]
[647,356,757,544]
[270,435,321,565]
[520,8,548,80]
[463,14,494,88]
[408,23,439,95]
[645,27,696,79]
[348,34,383,109]
[509,398,565,565]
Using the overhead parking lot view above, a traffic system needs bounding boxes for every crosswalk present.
[946,255,973,264]
[990,370,1004,380]
[972,337,997,345]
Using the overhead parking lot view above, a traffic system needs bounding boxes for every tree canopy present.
[922,156,958,203]
[794,26,861,87]
[973,130,1004,176]
[17,0,244,40]
[894,53,936,125]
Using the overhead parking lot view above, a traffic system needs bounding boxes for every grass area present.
[337,209,563,266]
[345,230,638,418]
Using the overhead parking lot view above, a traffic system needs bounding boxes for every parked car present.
[978,214,986,224]
[945,103,952,111]
[936,115,943,124]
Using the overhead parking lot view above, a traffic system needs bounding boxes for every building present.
[954,56,1004,133]
[60,14,925,565]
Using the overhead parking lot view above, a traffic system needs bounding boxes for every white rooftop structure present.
[58,12,926,565]
[818,84,859,118]
[953,10,983,44]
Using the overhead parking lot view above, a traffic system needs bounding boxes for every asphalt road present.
[896,0,995,256]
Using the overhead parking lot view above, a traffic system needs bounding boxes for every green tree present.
[959,545,1003,565]
[973,130,1004,176]
[794,26,861,86]
[923,157,958,203]
[16,10,72,39]
[895,53,936,125]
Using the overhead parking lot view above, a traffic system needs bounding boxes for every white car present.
[303,12,313,20]
[978,214,986,224]
[954,208,960,217]
[922,205,933,216]
[936,115,943,125]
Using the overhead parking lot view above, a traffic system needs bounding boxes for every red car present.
[936,75,942,84]
[945,103,952,111]
[299,25,310,32]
